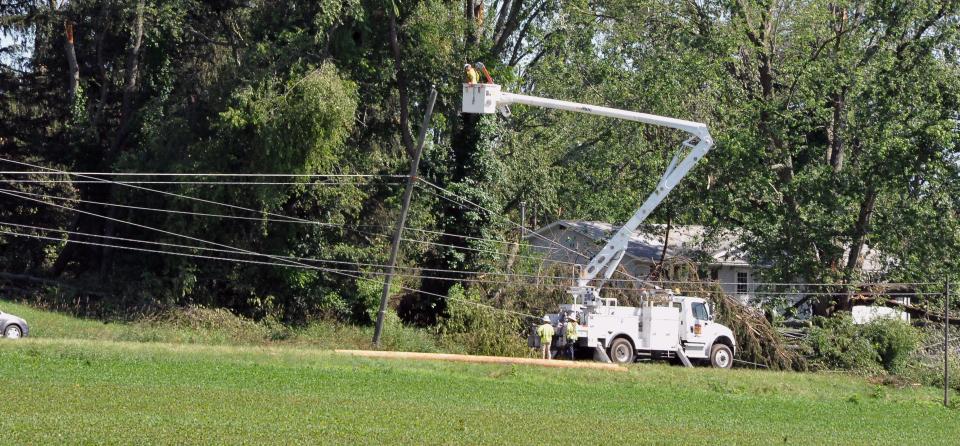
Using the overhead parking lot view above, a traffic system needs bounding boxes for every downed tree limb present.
[335,350,626,371]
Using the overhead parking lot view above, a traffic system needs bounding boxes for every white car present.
[0,310,29,339]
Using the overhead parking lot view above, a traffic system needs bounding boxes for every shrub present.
[807,313,881,372]
[862,318,919,372]
[806,312,920,373]
[436,284,530,357]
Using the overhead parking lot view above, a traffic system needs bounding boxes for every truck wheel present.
[608,338,634,364]
[709,344,733,369]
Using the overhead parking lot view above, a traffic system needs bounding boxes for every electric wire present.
[3,160,580,268]
[0,171,404,178]
[0,186,936,291]
[0,189,391,232]
[0,183,537,319]
[2,159,941,305]
[1,223,937,301]
[0,158,342,226]
[1,180,404,186]
[2,186,572,265]
[3,183,577,267]
[2,220,940,295]
[0,230,536,322]
[0,221,393,269]
[418,179,677,287]
[418,178,940,290]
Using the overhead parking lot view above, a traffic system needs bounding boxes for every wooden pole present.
[372,88,438,347]
[946,280,951,407]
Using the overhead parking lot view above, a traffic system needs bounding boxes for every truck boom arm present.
[463,84,714,298]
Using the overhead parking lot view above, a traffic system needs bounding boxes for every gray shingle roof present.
[532,220,750,266]
[528,220,890,272]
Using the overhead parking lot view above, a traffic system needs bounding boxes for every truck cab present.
[550,293,736,368]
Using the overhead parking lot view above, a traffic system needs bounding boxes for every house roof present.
[528,220,890,272]
[529,220,750,266]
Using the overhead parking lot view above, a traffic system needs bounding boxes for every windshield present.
[691,302,709,320]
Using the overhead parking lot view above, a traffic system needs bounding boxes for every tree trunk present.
[651,214,672,280]
[845,186,878,276]
[101,0,146,278]
[826,87,848,172]
[109,0,145,155]
[387,7,416,158]
[63,20,79,103]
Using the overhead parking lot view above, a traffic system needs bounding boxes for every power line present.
[404,225,556,250]
[399,236,579,266]
[9,220,933,294]
[0,171,537,319]
[3,159,584,272]
[1,187,934,291]
[9,160,936,308]
[0,228,537,319]
[417,179,653,286]
[2,165,557,261]
[0,188,391,234]
[3,186,570,264]
[0,221,391,270]
[0,220,556,280]
[416,180,939,291]
[644,279,938,288]
[0,225,940,317]
[0,171,404,178]
[0,158,333,226]
[10,185,559,250]
[1,180,403,186]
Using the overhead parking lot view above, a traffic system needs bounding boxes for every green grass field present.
[1,300,958,444]
[0,299,447,352]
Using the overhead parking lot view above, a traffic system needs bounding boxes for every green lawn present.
[1,337,957,445]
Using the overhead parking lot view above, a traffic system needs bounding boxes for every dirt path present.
[334,349,625,371]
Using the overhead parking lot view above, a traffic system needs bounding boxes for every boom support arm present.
[462,84,714,298]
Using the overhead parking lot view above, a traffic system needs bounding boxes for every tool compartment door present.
[641,306,680,351]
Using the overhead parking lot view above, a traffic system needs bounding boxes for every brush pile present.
[678,281,806,370]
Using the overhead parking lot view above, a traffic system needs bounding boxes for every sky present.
[1,29,34,68]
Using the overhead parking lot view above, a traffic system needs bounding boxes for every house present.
[525,220,897,318]
[525,220,757,298]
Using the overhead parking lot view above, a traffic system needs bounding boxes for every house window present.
[737,272,749,293]
[710,268,720,281]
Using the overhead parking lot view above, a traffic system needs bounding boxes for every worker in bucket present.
[536,315,555,359]
[564,315,579,360]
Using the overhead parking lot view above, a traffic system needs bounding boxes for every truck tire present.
[709,344,733,369]
[608,338,634,364]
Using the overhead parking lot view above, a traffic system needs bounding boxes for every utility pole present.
[372,88,438,347]
[946,281,951,407]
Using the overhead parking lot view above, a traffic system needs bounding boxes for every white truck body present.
[546,293,736,366]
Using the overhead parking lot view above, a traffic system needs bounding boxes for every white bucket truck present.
[547,290,736,367]
[464,78,737,367]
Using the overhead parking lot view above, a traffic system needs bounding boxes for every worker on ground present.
[564,315,579,360]
[464,63,480,84]
[536,315,554,359]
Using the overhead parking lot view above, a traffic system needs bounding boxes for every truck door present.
[680,300,710,358]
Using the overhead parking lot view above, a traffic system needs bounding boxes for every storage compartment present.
[640,306,681,351]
